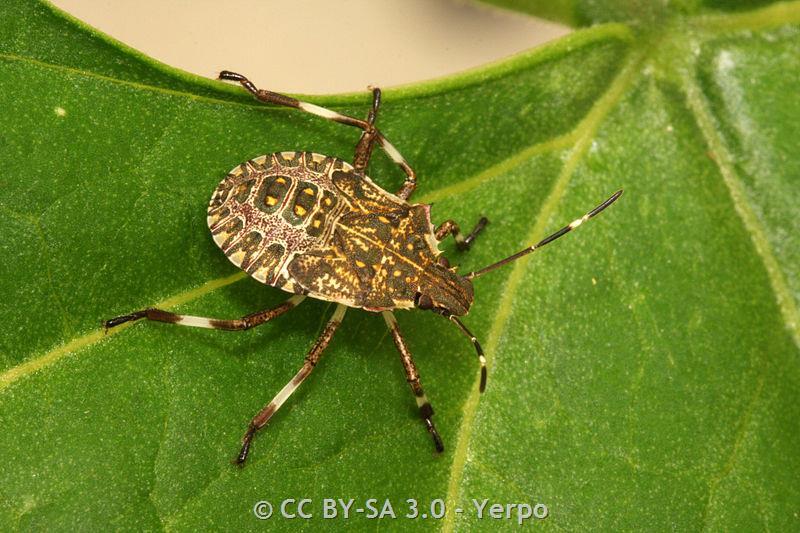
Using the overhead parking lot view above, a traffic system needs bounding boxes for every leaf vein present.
[165,423,416,527]
[0,272,246,391]
[680,71,800,351]
[691,0,800,34]
[441,51,644,532]
[700,370,765,530]
[416,133,576,205]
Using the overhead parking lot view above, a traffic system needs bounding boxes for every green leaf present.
[481,0,783,27]
[2,1,799,531]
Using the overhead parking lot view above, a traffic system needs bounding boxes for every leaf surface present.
[1,1,798,531]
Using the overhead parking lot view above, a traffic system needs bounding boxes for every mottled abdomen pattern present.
[208,151,448,311]
[207,152,350,293]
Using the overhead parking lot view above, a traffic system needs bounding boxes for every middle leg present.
[382,311,444,453]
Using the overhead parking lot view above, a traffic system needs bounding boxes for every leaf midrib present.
[441,47,645,532]
[0,127,576,391]
[439,3,800,529]
[674,17,800,526]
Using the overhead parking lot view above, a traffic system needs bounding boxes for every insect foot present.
[102,310,149,331]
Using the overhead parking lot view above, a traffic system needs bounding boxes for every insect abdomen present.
[207,152,349,290]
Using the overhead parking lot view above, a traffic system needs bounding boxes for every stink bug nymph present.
[104,71,622,465]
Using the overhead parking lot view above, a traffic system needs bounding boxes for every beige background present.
[50,0,570,94]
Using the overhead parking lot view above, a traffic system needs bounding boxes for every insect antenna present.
[445,314,487,393]
[466,190,623,280]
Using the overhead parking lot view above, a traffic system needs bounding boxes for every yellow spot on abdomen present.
[294,205,307,217]
[303,187,315,196]
[265,196,278,206]
[378,216,390,224]
[312,219,322,228]
[276,177,287,184]
[355,260,366,268]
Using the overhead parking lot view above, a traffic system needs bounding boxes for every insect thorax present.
[207,151,467,312]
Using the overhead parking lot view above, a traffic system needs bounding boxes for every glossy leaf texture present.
[1,1,799,531]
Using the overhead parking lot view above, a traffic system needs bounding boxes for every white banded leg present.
[445,315,488,393]
[218,71,419,200]
[382,311,444,452]
[103,295,306,331]
[377,134,417,200]
[235,304,347,465]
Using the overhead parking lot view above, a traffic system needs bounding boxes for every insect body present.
[207,152,471,315]
[104,71,622,465]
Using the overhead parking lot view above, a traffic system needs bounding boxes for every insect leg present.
[446,315,488,392]
[235,303,347,465]
[103,295,306,331]
[377,133,418,201]
[435,217,489,251]
[218,71,418,201]
[352,87,381,174]
[220,70,372,128]
[382,311,444,453]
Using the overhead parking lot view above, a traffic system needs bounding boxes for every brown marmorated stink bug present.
[104,71,622,465]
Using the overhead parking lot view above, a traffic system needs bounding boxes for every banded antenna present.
[446,189,622,394]
[467,190,623,280]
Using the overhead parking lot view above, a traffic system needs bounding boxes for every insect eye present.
[414,293,434,310]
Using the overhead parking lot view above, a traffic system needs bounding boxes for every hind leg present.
[103,295,306,331]
[219,71,417,199]
[235,304,347,465]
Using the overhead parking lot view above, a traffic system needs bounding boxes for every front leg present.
[435,217,489,251]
